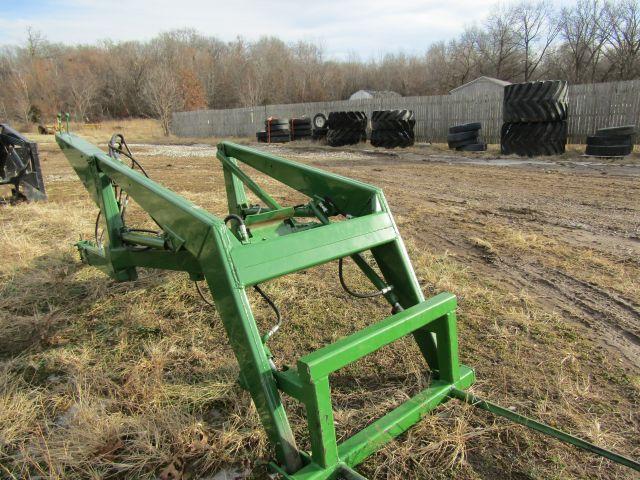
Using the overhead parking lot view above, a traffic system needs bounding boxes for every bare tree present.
[477,6,520,79]
[2,6,640,123]
[25,27,45,59]
[0,99,8,121]
[238,65,265,107]
[604,0,640,79]
[68,72,98,122]
[559,0,612,82]
[10,69,31,122]
[448,28,482,87]
[143,65,183,136]
[512,1,560,80]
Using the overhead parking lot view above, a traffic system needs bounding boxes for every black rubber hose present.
[224,214,245,226]
[195,280,215,307]
[254,284,282,343]
[338,257,385,298]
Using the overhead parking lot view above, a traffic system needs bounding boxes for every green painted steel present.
[57,132,639,478]
[450,389,640,472]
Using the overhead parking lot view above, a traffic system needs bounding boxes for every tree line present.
[1,0,639,134]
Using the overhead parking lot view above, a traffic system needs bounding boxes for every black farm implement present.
[0,123,46,202]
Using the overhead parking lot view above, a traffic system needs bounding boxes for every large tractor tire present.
[371,110,415,130]
[328,111,367,129]
[327,111,367,147]
[370,110,415,149]
[327,128,362,147]
[370,129,414,148]
[501,121,567,156]
[311,128,328,141]
[503,80,568,123]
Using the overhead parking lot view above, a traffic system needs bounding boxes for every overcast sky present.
[1,0,570,60]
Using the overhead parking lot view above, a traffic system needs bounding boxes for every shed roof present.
[449,76,511,94]
[350,89,402,99]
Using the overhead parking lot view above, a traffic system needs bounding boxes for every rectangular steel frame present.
[57,133,475,479]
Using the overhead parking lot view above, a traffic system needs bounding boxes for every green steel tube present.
[450,388,640,472]
[120,231,165,249]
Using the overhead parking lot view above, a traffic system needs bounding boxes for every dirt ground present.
[1,127,638,479]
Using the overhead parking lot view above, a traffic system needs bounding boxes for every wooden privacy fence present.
[172,80,640,144]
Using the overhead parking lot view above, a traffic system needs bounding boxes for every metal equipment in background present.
[57,130,639,479]
[0,123,47,202]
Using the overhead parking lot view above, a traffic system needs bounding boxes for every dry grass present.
[0,125,638,479]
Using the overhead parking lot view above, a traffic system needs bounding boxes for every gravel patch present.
[129,143,216,158]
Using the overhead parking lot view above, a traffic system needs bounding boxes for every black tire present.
[448,136,478,149]
[265,118,288,125]
[290,117,311,126]
[447,130,478,142]
[501,121,567,156]
[257,137,289,143]
[456,142,487,152]
[449,122,481,134]
[370,129,414,148]
[327,128,363,147]
[595,125,636,136]
[257,130,290,141]
[268,130,290,137]
[328,111,367,129]
[311,129,328,140]
[313,113,327,129]
[370,110,415,148]
[290,127,312,135]
[371,110,415,131]
[586,135,633,146]
[503,80,568,123]
[267,124,290,132]
[585,144,633,156]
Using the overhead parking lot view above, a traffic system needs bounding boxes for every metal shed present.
[449,76,511,97]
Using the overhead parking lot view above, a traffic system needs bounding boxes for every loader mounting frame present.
[57,132,639,478]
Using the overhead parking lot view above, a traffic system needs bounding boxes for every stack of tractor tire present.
[327,111,367,147]
[447,123,486,151]
[370,110,415,148]
[289,117,312,141]
[501,80,568,156]
[311,113,328,141]
[256,117,290,143]
[585,125,636,157]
